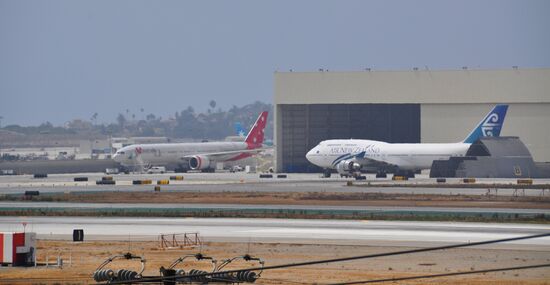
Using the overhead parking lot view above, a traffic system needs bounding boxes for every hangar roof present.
[466,136,532,157]
[274,68,550,105]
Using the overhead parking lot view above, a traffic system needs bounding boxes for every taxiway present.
[2,216,549,250]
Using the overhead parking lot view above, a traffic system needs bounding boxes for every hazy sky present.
[1,0,549,126]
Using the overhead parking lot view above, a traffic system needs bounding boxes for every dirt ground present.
[1,240,549,284]
[16,191,550,209]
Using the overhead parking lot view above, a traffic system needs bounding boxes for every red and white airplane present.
[112,111,268,172]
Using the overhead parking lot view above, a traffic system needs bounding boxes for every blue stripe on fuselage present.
[331,151,367,167]
[331,153,353,167]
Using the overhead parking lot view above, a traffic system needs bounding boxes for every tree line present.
[1,101,273,141]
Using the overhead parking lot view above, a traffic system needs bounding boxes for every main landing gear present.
[375,171,387,178]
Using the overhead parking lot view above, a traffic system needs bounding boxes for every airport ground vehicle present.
[105,168,120,175]
[0,169,15,175]
[230,165,243,172]
[147,166,166,174]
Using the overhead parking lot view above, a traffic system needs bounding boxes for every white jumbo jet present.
[112,111,269,172]
[305,105,508,178]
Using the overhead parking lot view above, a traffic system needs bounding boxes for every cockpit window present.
[118,151,125,155]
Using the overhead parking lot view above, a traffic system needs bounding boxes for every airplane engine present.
[336,160,361,175]
[189,155,213,170]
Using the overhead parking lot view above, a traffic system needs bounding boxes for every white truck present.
[147,166,166,174]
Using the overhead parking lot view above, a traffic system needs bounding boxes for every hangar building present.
[273,68,550,173]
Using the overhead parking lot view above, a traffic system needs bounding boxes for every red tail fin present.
[245,111,268,148]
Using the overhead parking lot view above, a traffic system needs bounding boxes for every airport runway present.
[1,172,549,196]
[2,184,549,197]
[4,172,550,184]
[1,216,549,250]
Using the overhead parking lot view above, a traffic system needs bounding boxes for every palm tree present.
[146,114,156,121]
[91,113,98,125]
[117,113,126,128]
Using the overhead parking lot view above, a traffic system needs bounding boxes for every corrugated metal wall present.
[279,104,420,172]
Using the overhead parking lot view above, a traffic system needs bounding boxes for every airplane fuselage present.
[113,142,250,167]
[305,105,508,175]
[112,111,269,171]
[306,139,471,171]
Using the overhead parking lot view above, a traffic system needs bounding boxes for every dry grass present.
[13,191,550,209]
[1,240,549,284]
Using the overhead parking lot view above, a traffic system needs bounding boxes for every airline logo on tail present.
[234,122,246,137]
[463,105,508,144]
[245,111,268,148]
[481,113,501,136]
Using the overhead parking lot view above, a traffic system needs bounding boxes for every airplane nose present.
[305,149,315,164]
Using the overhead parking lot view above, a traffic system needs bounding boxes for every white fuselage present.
[306,139,471,171]
[112,142,249,167]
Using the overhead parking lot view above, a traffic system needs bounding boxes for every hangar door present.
[279,104,420,172]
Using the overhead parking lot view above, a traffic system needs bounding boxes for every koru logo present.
[481,113,499,136]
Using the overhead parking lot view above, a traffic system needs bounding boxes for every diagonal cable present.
[327,263,550,284]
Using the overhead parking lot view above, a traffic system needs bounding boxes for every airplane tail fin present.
[234,122,246,137]
[245,111,268,148]
[463,104,508,143]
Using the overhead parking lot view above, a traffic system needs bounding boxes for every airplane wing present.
[182,148,271,161]
[356,155,399,173]
[356,157,394,172]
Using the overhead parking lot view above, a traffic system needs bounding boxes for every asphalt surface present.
[1,172,548,250]
[1,201,548,214]
[1,172,549,196]
[1,216,549,250]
